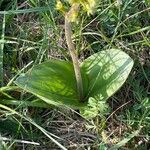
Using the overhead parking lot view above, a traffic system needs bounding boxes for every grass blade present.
[109,129,141,150]
[0,14,5,86]
[0,104,67,150]
[0,7,52,15]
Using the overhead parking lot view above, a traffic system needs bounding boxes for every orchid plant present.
[15,0,133,119]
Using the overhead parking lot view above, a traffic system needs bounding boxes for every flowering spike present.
[56,0,65,14]
[56,0,98,21]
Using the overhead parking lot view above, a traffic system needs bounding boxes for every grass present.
[0,0,150,149]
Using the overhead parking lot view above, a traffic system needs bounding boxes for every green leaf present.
[99,143,108,150]
[15,49,133,114]
[81,49,134,101]
[80,97,108,119]
[15,60,87,108]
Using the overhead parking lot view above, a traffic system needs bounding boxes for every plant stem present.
[65,4,83,101]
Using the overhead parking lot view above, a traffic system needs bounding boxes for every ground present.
[0,0,150,150]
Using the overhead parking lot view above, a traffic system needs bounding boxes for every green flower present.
[68,0,98,15]
[56,0,66,14]
[56,0,98,22]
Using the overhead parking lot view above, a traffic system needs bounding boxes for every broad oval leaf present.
[15,60,88,108]
[81,49,134,101]
[15,49,133,111]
